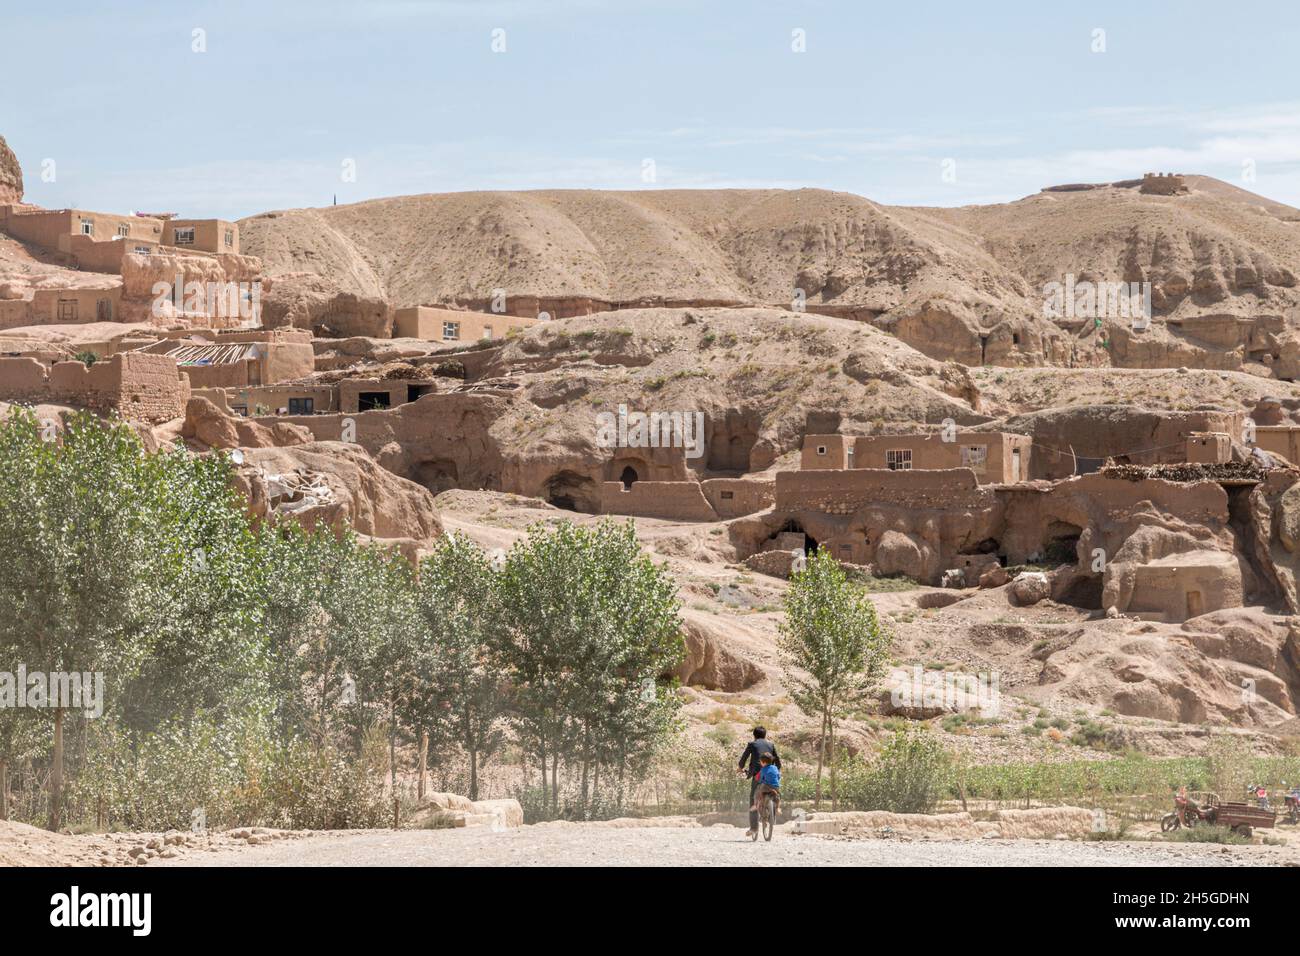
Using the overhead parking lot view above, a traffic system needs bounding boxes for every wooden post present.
[393,795,400,830]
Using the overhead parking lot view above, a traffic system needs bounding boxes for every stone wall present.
[776,467,987,514]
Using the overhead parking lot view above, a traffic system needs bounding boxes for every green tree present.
[778,547,890,810]
[495,520,684,817]
[0,411,257,829]
[411,532,508,800]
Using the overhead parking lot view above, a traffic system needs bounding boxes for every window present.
[230,405,249,417]
[134,245,151,255]
[482,325,493,340]
[117,224,129,238]
[80,218,94,236]
[58,299,79,321]
[224,229,235,248]
[816,445,827,455]
[720,490,734,500]
[174,227,195,246]
[960,445,988,473]
[442,321,460,341]
[358,391,391,411]
[885,448,912,471]
[288,398,314,415]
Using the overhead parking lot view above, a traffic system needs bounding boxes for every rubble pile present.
[1101,461,1267,483]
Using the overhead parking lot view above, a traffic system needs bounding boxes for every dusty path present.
[161,824,1296,867]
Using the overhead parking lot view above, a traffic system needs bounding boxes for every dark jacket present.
[738,739,781,777]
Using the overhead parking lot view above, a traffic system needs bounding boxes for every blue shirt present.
[757,765,780,787]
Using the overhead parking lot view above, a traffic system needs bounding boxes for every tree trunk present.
[538,735,548,814]
[550,752,559,814]
[813,705,828,810]
[580,723,591,819]
[467,711,479,801]
[388,695,397,794]
[0,757,7,821]
[48,707,64,831]
[417,731,428,801]
[829,711,838,812]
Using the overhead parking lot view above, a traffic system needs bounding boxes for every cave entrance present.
[1043,521,1083,566]
[708,422,758,473]
[545,471,598,513]
[774,518,819,554]
[619,465,639,490]
[414,459,459,495]
[1056,574,1103,610]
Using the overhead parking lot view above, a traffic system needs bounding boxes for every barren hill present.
[241,177,1300,373]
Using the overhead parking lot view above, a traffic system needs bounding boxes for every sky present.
[5,0,1300,219]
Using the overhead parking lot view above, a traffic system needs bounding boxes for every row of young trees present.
[0,410,685,829]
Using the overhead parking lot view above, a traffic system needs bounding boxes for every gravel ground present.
[160,825,1300,867]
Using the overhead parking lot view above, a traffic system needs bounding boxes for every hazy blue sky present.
[6,0,1299,219]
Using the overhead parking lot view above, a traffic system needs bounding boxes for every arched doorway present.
[619,465,639,490]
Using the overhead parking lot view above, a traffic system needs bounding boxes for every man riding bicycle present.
[737,726,782,838]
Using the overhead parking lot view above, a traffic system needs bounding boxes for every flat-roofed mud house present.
[142,328,315,389]
[802,432,1031,483]
[393,306,539,343]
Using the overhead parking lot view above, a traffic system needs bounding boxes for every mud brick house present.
[802,432,1031,483]
[0,351,189,422]
[393,306,538,343]
[143,329,315,389]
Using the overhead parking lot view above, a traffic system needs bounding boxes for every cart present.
[1202,793,1276,838]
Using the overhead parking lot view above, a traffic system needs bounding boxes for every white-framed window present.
[224,229,235,248]
[80,218,94,236]
[960,445,988,473]
[442,321,460,341]
[482,325,493,340]
[134,245,151,255]
[174,227,195,245]
[117,224,129,238]
[886,448,912,471]
[816,445,827,456]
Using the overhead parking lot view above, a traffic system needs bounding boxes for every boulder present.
[1010,571,1051,606]
[672,618,764,691]
[875,530,926,580]
[979,566,1010,588]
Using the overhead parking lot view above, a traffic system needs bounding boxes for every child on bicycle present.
[750,752,781,818]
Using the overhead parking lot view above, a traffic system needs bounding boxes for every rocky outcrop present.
[234,442,443,541]
[182,397,312,449]
[260,272,392,338]
[673,618,764,692]
[0,135,21,204]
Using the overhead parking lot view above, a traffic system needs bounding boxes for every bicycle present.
[752,790,777,842]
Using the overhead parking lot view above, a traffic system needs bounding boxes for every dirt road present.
[160,824,1296,867]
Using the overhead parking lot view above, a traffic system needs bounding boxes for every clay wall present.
[701,477,774,518]
[599,480,719,521]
